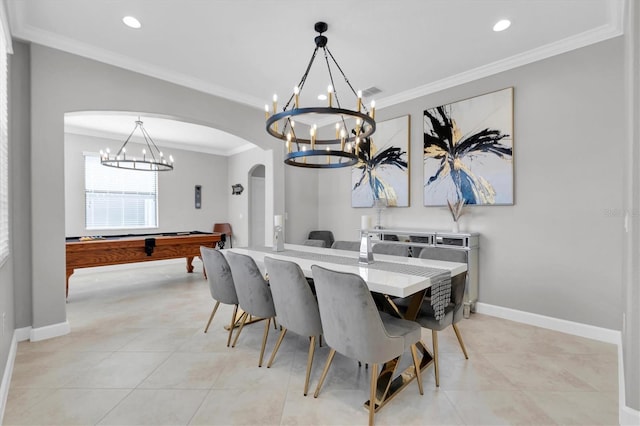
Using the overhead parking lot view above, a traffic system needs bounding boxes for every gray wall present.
[623,0,640,412]
[26,43,282,330]
[285,166,319,244]
[64,133,229,237]
[312,37,625,331]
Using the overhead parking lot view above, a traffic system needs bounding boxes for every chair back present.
[264,257,322,338]
[303,239,326,248]
[225,251,276,319]
[311,265,404,364]
[331,240,360,251]
[200,246,238,305]
[372,243,409,257]
[213,223,233,246]
[307,230,334,248]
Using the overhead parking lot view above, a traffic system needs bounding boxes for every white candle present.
[361,215,370,230]
[274,215,283,227]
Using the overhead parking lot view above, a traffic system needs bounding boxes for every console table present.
[367,228,479,318]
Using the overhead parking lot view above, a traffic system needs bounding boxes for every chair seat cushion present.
[378,311,421,352]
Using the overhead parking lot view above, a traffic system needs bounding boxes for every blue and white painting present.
[423,87,513,206]
[352,115,410,208]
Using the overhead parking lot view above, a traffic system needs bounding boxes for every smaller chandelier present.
[265,22,376,169]
[100,118,174,171]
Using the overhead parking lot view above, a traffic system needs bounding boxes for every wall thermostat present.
[195,185,202,209]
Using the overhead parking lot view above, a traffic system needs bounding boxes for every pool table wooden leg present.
[66,268,74,299]
[186,256,195,273]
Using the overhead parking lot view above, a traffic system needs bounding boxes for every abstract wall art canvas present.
[423,87,514,206]
[352,115,410,208]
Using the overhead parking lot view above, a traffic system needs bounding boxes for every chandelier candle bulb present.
[328,85,333,107]
[294,86,300,108]
[335,123,340,139]
[340,129,346,150]
[326,147,330,164]
[264,104,270,120]
[370,100,376,119]
[357,90,362,112]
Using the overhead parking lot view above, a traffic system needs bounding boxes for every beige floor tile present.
[445,390,557,425]
[524,390,619,425]
[97,389,209,425]
[63,351,172,388]
[139,352,226,389]
[2,389,130,425]
[118,327,199,352]
[189,388,286,425]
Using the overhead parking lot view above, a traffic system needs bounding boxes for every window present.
[0,23,9,264]
[84,155,158,230]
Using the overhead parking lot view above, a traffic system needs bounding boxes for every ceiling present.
[6,0,624,155]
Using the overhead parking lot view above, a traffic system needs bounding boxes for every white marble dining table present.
[224,243,467,298]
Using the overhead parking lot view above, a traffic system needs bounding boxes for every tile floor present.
[4,260,619,425]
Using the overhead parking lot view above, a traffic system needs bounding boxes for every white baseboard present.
[618,341,640,425]
[0,331,18,424]
[29,321,70,342]
[474,302,620,344]
[14,327,31,343]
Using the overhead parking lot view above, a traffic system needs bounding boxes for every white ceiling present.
[7,0,624,155]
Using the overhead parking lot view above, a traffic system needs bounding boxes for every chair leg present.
[432,330,439,387]
[314,348,336,398]
[258,318,272,367]
[226,305,238,347]
[231,312,248,348]
[267,328,287,368]
[452,324,469,359]
[204,301,220,333]
[410,344,424,395]
[303,336,317,396]
[369,363,378,426]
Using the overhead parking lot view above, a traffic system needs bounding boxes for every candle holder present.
[358,230,374,264]
[273,225,284,252]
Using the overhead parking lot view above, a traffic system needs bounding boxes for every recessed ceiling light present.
[122,16,141,29]
[493,19,511,32]
[317,94,327,101]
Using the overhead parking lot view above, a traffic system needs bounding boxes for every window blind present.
[84,155,158,230]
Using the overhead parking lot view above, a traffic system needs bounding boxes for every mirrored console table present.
[366,228,479,318]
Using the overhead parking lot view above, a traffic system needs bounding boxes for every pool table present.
[65,231,225,297]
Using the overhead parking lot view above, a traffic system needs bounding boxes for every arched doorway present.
[248,164,266,247]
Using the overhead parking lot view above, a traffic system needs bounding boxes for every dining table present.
[224,243,468,412]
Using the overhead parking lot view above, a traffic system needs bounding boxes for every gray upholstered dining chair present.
[372,242,410,257]
[199,246,239,347]
[311,265,423,425]
[330,240,360,251]
[396,250,469,387]
[303,239,327,248]
[263,257,323,396]
[225,251,277,367]
[307,230,335,248]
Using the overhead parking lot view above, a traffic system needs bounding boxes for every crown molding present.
[378,16,624,109]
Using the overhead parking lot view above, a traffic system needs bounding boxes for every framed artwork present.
[351,115,410,207]
[423,87,514,206]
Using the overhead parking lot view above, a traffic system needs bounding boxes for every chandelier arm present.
[326,47,368,113]
[322,47,341,109]
[283,46,321,111]
[115,125,139,157]
[140,125,161,163]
